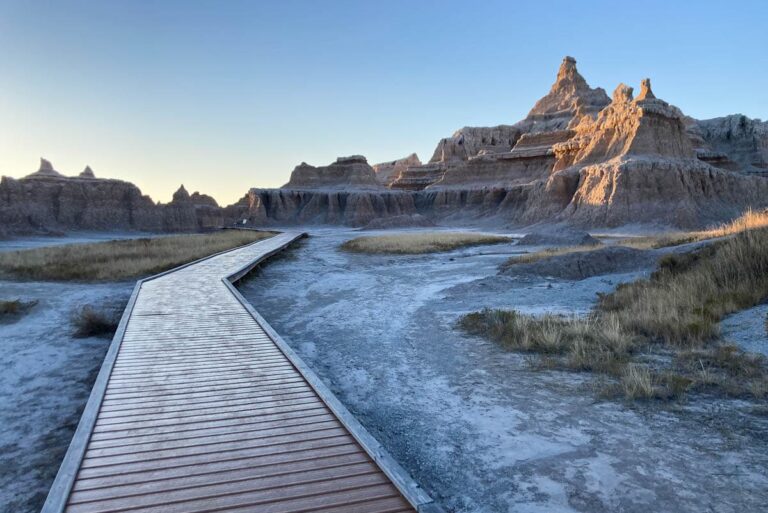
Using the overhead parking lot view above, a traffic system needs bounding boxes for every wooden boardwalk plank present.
[42,232,439,513]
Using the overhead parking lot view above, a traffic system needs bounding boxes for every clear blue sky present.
[1,0,765,205]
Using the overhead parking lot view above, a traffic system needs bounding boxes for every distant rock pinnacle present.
[636,78,656,101]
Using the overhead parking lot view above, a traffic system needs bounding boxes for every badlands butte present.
[3,56,768,236]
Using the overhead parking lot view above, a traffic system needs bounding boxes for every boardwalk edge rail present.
[42,231,443,513]
[224,238,444,513]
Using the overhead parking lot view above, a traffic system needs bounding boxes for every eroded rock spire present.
[612,83,634,103]
[526,56,610,120]
[39,158,55,173]
[636,78,656,101]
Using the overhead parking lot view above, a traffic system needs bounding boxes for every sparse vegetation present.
[0,230,275,282]
[71,305,122,338]
[505,208,768,267]
[620,208,768,249]
[601,227,768,346]
[340,232,512,254]
[459,309,633,375]
[0,299,38,320]
[461,222,768,401]
[502,244,602,267]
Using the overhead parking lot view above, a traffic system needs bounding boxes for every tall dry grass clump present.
[340,232,512,254]
[619,207,768,249]
[704,208,768,238]
[71,305,121,338]
[600,226,768,346]
[459,309,634,375]
[0,298,38,319]
[0,230,274,282]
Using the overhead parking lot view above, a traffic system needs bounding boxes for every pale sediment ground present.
[0,279,132,512]
[721,304,768,357]
[239,228,768,513]
[0,235,140,512]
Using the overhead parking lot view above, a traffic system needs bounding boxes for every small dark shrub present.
[72,305,120,338]
[0,299,38,319]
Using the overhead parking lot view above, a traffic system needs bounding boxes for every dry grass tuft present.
[0,230,275,282]
[71,305,121,338]
[620,364,656,400]
[618,208,768,249]
[459,309,633,375]
[0,298,38,319]
[340,232,512,254]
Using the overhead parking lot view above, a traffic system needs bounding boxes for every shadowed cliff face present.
[225,185,557,228]
[0,164,226,236]
[692,115,768,173]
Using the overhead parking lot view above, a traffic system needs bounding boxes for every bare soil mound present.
[517,227,600,247]
[505,246,654,280]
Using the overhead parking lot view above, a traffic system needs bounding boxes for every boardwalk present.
[43,232,439,513]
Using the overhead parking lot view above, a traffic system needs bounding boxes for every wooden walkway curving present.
[42,232,440,513]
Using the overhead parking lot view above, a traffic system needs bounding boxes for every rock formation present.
[391,57,610,191]
[390,163,447,191]
[268,58,768,228]
[25,158,65,179]
[690,115,768,174]
[546,79,768,227]
[79,166,96,178]
[283,155,381,189]
[0,160,226,235]
[161,185,224,231]
[372,153,421,186]
[518,56,610,132]
[5,57,768,235]
[427,126,523,164]
[552,80,695,170]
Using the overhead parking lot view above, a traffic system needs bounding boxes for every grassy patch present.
[0,299,38,320]
[459,309,633,375]
[0,230,275,282]
[461,224,768,401]
[340,232,512,255]
[600,228,768,346]
[71,305,122,338]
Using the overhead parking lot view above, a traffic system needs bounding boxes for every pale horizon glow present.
[1,0,766,205]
